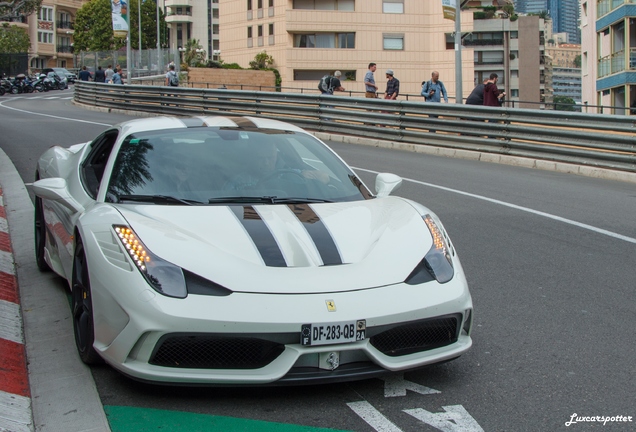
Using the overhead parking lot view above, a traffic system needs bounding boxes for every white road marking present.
[0,250,15,275]
[354,167,636,245]
[381,374,441,397]
[404,406,485,432]
[0,299,23,344]
[0,390,33,432]
[0,99,111,126]
[347,401,403,432]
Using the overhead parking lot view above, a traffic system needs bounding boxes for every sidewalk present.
[0,148,110,432]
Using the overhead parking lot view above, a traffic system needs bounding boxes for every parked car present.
[43,67,76,83]
[32,115,474,385]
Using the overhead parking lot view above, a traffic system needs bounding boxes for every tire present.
[11,87,19,94]
[72,237,102,364]
[0,87,5,96]
[35,84,43,92]
[34,195,51,272]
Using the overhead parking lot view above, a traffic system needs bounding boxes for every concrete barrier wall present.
[187,68,276,90]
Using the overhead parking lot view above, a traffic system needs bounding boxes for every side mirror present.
[32,178,84,214]
[375,173,402,197]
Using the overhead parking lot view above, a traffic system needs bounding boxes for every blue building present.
[595,0,636,114]
[515,0,580,43]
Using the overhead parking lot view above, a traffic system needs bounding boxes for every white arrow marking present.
[381,374,441,397]
[347,401,404,432]
[404,405,484,432]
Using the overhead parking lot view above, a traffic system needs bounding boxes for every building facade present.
[218,0,476,98]
[159,0,219,62]
[581,0,635,114]
[0,0,84,72]
[466,14,546,108]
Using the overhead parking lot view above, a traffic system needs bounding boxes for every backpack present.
[318,75,333,94]
[168,71,179,87]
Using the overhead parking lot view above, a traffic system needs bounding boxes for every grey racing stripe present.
[179,117,207,128]
[288,204,343,266]
[230,206,287,267]
[226,116,258,128]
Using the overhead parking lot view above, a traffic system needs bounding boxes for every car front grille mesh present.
[370,315,460,357]
[150,335,285,369]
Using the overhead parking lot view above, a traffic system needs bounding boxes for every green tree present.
[553,96,576,111]
[249,51,274,69]
[0,0,42,21]
[0,23,29,53]
[181,39,206,67]
[74,0,166,52]
[573,54,581,68]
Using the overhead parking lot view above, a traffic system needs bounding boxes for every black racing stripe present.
[230,206,287,267]
[288,204,343,266]
[180,117,207,128]
[227,116,259,128]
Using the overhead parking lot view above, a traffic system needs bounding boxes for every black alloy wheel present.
[34,195,51,272]
[71,237,102,364]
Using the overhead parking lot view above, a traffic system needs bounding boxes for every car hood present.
[116,197,432,294]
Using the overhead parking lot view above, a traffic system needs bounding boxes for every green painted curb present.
[105,405,354,432]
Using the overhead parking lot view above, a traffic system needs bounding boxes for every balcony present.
[597,0,636,18]
[57,45,74,53]
[165,0,192,7]
[56,21,74,29]
[165,12,193,23]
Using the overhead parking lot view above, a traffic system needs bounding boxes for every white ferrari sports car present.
[33,115,473,385]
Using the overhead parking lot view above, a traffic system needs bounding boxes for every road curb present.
[0,186,33,432]
[0,148,111,432]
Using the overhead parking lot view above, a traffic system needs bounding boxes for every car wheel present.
[72,237,102,364]
[34,195,51,272]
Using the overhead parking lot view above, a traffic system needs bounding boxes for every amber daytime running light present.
[423,215,454,283]
[113,225,188,298]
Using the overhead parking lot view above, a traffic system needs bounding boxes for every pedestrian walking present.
[364,63,378,98]
[165,64,179,87]
[111,68,123,85]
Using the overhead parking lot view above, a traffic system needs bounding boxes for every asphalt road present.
[1,91,635,432]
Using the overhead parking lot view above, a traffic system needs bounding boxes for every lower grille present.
[370,315,460,357]
[150,335,285,369]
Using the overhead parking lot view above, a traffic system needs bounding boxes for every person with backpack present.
[421,71,448,103]
[165,64,179,87]
[318,71,344,95]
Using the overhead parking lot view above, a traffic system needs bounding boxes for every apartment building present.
[581,0,635,114]
[159,0,219,60]
[466,14,546,108]
[218,0,476,98]
[0,0,84,72]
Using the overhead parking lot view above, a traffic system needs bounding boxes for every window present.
[269,0,273,5]
[213,9,219,18]
[38,6,53,21]
[38,31,53,44]
[511,89,519,97]
[247,0,252,10]
[510,31,518,39]
[258,0,263,8]
[383,0,403,14]
[383,34,404,50]
[293,33,354,48]
[31,58,46,70]
[247,26,253,38]
[268,23,274,45]
[293,0,354,11]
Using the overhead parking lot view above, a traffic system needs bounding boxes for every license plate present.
[300,320,366,346]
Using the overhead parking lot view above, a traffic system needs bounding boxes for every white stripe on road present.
[0,250,15,276]
[0,299,24,344]
[355,167,636,245]
[0,216,7,233]
[0,100,111,126]
[347,401,403,432]
[0,390,33,432]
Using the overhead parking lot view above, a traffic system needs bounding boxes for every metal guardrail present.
[74,82,636,173]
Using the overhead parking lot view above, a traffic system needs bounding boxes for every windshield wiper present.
[208,196,333,204]
[116,194,204,205]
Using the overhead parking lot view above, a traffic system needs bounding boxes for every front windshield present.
[106,127,372,204]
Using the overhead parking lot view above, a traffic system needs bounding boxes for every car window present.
[81,130,119,199]
[106,128,372,203]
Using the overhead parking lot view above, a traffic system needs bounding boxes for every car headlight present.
[405,215,454,285]
[114,225,187,298]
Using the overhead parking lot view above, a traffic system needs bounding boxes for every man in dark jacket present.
[483,73,505,107]
[94,66,106,83]
[466,79,488,105]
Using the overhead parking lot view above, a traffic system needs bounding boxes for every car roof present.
[118,116,308,137]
